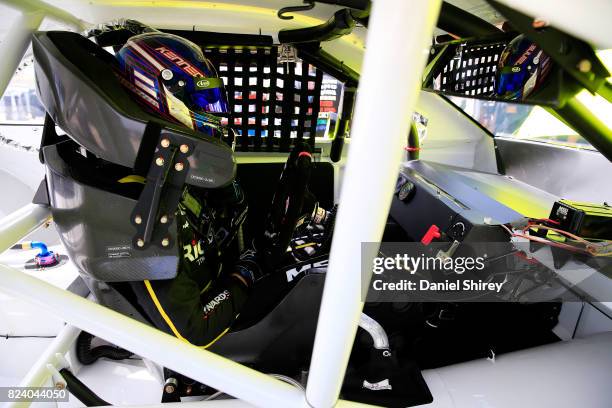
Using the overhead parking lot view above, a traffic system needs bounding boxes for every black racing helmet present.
[116,30,231,138]
[495,34,553,101]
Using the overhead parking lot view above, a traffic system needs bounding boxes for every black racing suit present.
[130,182,254,347]
[128,146,332,347]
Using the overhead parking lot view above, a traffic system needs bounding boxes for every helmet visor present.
[188,77,229,114]
[496,67,527,99]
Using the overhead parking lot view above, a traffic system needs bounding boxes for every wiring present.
[500,223,586,253]
[500,222,612,257]
[526,223,612,256]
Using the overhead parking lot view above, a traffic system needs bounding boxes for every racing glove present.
[231,249,264,288]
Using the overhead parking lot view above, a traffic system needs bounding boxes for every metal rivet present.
[164,378,178,394]
[161,69,173,81]
[160,215,168,224]
[160,138,170,148]
[175,162,184,171]
[161,238,170,247]
[180,144,189,154]
[156,157,165,166]
[178,80,185,87]
[134,215,142,224]
[136,239,145,248]
[577,59,592,73]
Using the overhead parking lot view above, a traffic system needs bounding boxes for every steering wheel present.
[257,142,314,269]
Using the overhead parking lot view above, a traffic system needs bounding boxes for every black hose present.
[76,332,133,365]
[60,369,109,406]
[330,87,356,163]
[278,9,355,44]
[313,0,369,9]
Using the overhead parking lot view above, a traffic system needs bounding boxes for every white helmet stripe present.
[128,40,165,72]
[134,79,157,97]
[133,69,155,87]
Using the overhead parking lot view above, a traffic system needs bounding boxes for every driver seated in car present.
[109,22,332,346]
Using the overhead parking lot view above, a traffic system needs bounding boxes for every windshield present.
[447,50,612,151]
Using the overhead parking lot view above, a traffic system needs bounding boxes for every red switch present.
[421,225,441,245]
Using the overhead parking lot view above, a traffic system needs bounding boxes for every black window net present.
[203,46,324,152]
[434,40,508,97]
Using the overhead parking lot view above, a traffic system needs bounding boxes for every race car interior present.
[4,0,611,406]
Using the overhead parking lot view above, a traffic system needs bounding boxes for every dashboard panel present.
[391,160,557,245]
[390,160,612,310]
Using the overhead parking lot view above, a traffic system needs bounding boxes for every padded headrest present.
[32,31,235,189]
